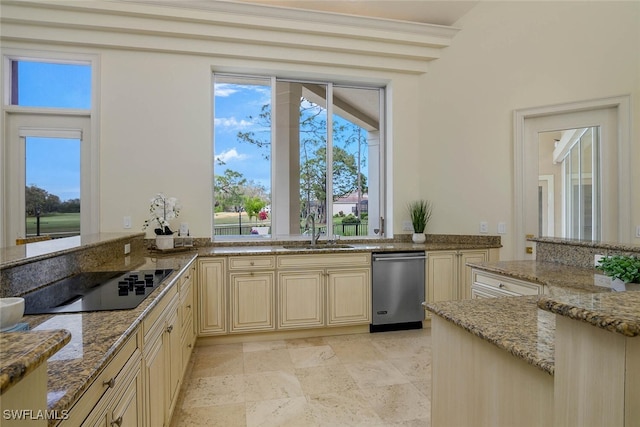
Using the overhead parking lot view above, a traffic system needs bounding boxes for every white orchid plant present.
[143,193,181,235]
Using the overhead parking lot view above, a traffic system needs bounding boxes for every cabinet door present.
[166,306,182,420]
[110,363,143,427]
[198,259,226,335]
[143,334,165,427]
[427,251,458,303]
[458,250,488,300]
[229,271,275,332]
[327,268,371,326]
[278,270,324,329]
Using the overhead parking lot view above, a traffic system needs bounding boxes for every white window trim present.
[1,49,100,247]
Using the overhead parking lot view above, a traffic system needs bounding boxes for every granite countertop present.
[467,260,608,294]
[0,329,71,394]
[195,241,501,256]
[538,291,640,337]
[8,253,197,417]
[424,296,556,375]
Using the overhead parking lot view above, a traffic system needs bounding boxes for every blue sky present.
[18,61,91,201]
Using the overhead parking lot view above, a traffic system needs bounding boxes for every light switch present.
[497,222,507,234]
[479,221,488,233]
[123,216,131,229]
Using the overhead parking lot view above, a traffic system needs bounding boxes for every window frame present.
[1,50,100,247]
[212,72,387,242]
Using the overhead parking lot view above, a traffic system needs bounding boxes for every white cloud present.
[214,117,253,129]
[216,148,248,163]
[214,83,238,97]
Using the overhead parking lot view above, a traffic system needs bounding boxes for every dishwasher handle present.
[372,255,426,262]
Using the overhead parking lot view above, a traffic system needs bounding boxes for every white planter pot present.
[412,233,426,244]
[156,235,174,250]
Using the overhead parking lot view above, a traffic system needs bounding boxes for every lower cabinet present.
[277,253,371,329]
[471,269,545,298]
[143,292,182,427]
[229,270,276,332]
[198,258,227,335]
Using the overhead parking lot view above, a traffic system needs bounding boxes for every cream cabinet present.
[197,258,227,335]
[471,269,544,298]
[426,250,494,316]
[229,256,276,333]
[179,264,196,374]
[142,283,182,427]
[58,330,142,427]
[277,253,371,329]
[278,270,325,329]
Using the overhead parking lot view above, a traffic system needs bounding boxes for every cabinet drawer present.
[228,256,275,270]
[60,330,140,426]
[277,253,370,269]
[472,270,543,296]
[471,282,520,298]
[180,280,194,327]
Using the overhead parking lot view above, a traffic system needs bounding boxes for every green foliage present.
[341,214,361,224]
[25,185,79,215]
[407,200,433,233]
[596,255,640,283]
[244,196,267,222]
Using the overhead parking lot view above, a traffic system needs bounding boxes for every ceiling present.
[232,0,479,26]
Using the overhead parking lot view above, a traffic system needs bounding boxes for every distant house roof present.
[335,193,368,204]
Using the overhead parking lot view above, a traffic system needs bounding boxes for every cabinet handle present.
[188,343,192,348]
[111,416,123,427]
[166,325,174,333]
[498,283,505,288]
[250,261,255,266]
[250,272,254,276]
[103,378,115,388]
[186,304,192,309]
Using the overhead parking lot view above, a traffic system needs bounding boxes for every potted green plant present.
[596,255,640,288]
[408,200,433,244]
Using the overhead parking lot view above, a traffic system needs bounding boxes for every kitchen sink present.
[282,244,354,250]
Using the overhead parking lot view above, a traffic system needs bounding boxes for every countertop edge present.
[0,329,71,395]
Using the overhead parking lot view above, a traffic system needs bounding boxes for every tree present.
[214,169,246,212]
[236,96,367,223]
[244,196,266,222]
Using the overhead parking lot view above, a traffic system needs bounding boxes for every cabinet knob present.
[103,378,115,388]
[498,283,505,288]
[111,416,123,427]
[166,325,174,333]
[187,304,192,309]
[188,343,192,348]
[250,261,255,266]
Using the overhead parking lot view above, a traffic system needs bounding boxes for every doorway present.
[514,95,631,259]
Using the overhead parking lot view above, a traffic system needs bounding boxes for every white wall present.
[420,1,640,259]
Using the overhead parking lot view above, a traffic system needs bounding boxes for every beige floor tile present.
[191,351,245,378]
[330,340,385,364]
[361,383,430,423]
[244,371,304,402]
[285,336,327,349]
[170,403,246,427]
[243,340,287,352]
[195,342,244,355]
[182,374,245,408]
[246,397,317,427]
[387,354,431,383]
[344,359,410,388]
[307,389,384,426]
[295,364,359,395]
[288,345,340,368]
[371,337,430,360]
[243,349,295,373]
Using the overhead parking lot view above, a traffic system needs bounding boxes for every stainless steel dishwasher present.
[371,251,426,332]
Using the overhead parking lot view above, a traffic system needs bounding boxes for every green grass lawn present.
[26,212,80,236]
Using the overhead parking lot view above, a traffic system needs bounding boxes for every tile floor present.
[170,328,432,427]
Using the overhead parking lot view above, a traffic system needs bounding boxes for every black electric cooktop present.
[23,269,173,314]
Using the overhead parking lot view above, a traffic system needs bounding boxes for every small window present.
[10,60,91,109]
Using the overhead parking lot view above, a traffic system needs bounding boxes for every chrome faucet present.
[305,213,321,246]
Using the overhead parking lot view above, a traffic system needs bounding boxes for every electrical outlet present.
[636,225,640,238]
[479,221,488,233]
[594,274,611,288]
[402,221,413,231]
[124,243,131,255]
[594,254,605,267]
[123,216,131,229]
[497,222,507,234]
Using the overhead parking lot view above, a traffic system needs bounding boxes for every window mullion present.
[325,83,334,240]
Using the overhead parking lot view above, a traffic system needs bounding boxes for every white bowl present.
[0,297,25,331]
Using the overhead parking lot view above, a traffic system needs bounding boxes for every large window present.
[3,55,93,246]
[213,74,384,240]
